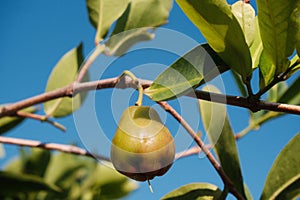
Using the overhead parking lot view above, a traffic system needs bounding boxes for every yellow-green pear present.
[110,106,175,181]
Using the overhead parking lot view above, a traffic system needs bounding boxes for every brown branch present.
[0,136,110,162]
[175,145,212,160]
[157,101,245,200]
[192,90,300,115]
[16,111,66,132]
[1,77,300,118]
[76,45,106,83]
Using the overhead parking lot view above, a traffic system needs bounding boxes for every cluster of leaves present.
[0,0,299,199]
[1,148,137,199]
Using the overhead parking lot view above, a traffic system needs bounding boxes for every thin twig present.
[175,145,211,160]
[16,111,66,132]
[157,101,245,200]
[0,136,110,162]
[255,60,300,98]
[1,77,300,118]
[76,45,105,83]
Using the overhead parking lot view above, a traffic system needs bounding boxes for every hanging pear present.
[110,106,175,181]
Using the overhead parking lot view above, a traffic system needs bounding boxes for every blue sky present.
[1,1,299,199]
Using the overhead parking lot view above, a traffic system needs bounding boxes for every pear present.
[110,106,175,181]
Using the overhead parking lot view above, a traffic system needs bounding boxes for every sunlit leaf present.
[250,18,263,69]
[268,82,288,103]
[44,43,88,118]
[43,152,92,199]
[244,184,253,200]
[287,54,300,77]
[176,0,252,81]
[0,171,60,196]
[259,50,276,89]
[81,163,138,199]
[261,133,300,200]
[86,0,129,41]
[231,1,256,46]
[161,183,222,200]
[199,85,246,198]
[278,76,300,105]
[0,144,4,158]
[297,12,300,57]
[0,106,38,135]
[231,71,248,97]
[106,0,173,55]
[105,28,154,56]
[5,148,50,179]
[44,152,87,186]
[145,45,226,101]
[257,0,299,75]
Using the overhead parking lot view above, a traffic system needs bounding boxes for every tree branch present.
[1,77,300,118]
[157,101,245,200]
[254,59,300,98]
[192,90,300,115]
[175,145,210,160]
[0,136,110,162]
[16,111,66,132]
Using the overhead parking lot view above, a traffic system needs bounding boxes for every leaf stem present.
[244,77,254,98]
[147,179,154,193]
[120,70,144,106]
[219,186,230,200]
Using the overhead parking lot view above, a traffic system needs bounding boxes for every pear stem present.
[147,179,154,193]
[121,70,144,106]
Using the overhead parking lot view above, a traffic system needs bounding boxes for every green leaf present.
[231,1,256,46]
[81,163,138,199]
[256,0,299,75]
[244,184,254,200]
[176,0,252,81]
[278,76,300,105]
[44,152,87,186]
[199,85,246,198]
[145,45,226,101]
[249,18,263,69]
[268,82,288,103]
[44,43,88,118]
[5,148,51,178]
[86,0,129,41]
[161,183,222,200]
[276,179,300,200]
[0,171,60,196]
[259,50,276,89]
[43,152,91,199]
[261,133,300,200]
[0,144,5,158]
[105,28,154,56]
[231,71,248,97]
[287,55,300,77]
[106,0,173,55]
[23,148,51,178]
[0,106,38,135]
